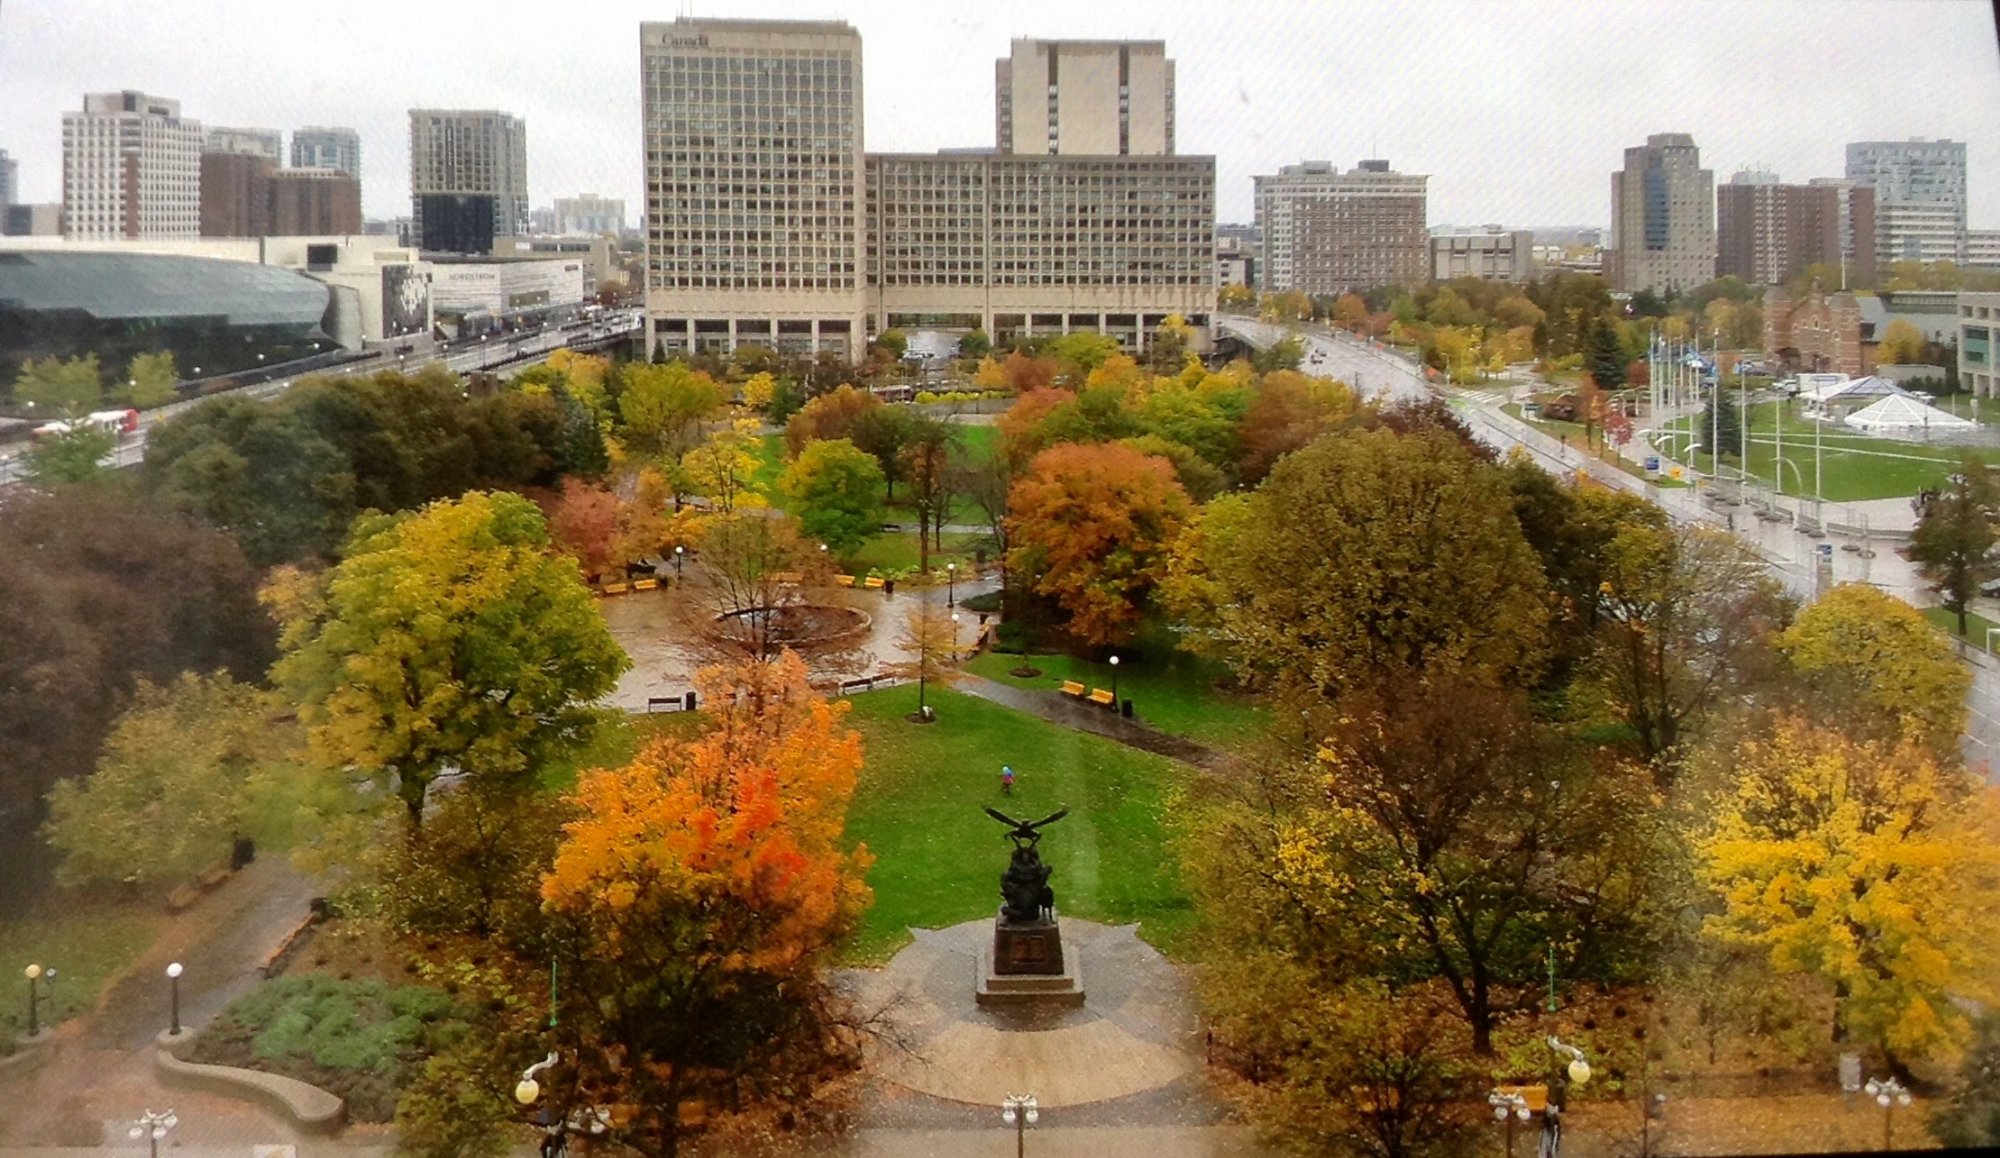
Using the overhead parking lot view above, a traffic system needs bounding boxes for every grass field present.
[845,530,994,578]
[839,683,1196,963]
[1652,401,1997,501]
[0,904,165,1048]
[1922,604,2000,645]
[962,647,1269,748]
[1499,403,1688,488]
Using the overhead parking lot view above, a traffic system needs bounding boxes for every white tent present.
[1843,393,1976,432]
[1803,375,1907,404]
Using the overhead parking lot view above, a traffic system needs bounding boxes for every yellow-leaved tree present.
[1696,716,2000,1065]
[1776,583,1970,758]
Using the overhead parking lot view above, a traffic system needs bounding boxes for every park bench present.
[864,576,886,590]
[631,577,658,591]
[772,571,804,584]
[834,574,856,587]
[600,581,631,596]
[1088,688,1116,707]
[1060,681,1087,698]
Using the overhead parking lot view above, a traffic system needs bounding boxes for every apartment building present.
[292,126,361,178]
[1846,138,1967,265]
[62,91,203,240]
[553,193,626,236]
[408,109,528,253]
[1253,160,1428,294]
[1715,178,1848,285]
[1607,133,1715,295]
[995,39,1174,156]
[204,126,282,161]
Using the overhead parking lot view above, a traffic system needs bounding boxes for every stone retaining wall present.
[153,1028,345,1135]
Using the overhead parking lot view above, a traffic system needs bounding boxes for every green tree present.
[957,329,992,358]
[44,674,287,890]
[874,327,909,360]
[268,491,629,831]
[1047,331,1122,378]
[617,361,726,463]
[121,351,180,407]
[847,403,918,499]
[22,425,117,485]
[779,438,886,556]
[1932,1013,2000,1146]
[14,354,103,414]
[1696,387,1744,463]
[1253,334,1306,373]
[1905,460,2000,638]
[144,397,358,566]
[1583,315,1628,388]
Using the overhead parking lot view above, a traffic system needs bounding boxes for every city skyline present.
[1,0,1996,230]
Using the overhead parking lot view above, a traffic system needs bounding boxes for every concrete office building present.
[292,127,360,178]
[63,91,203,241]
[995,39,1174,156]
[1965,230,2000,271]
[640,18,869,357]
[1846,138,1966,265]
[1607,133,1714,295]
[865,152,1213,348]
[1428,228,1533,282]
[1716,178,1851,286]
[1959,292,2000,398]
[1254,160,1428,294]
[1806,178,1879,288]
[408,109,528,254]
[0,150,15,207]
[553,193,625,236]
[204,126,282,160]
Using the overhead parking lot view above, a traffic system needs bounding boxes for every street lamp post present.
[1488,1090,1531,1158]
[1865,1076,1911,1149]
[24,963,51,1037]
[128,1109,177,1158]
[947,562,956,607]
[165,962,183,1036]
[1542,1036,1592,1158]
[951,612,961,663]
[1001,1093,1039,1158]
[674,544,684,581]
[1108,654,1120,705]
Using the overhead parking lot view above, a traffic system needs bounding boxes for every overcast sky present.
[3,0,1997,229]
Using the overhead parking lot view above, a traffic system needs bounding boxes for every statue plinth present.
[977,906,1085,1008]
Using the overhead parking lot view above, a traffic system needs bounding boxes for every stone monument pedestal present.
[976,907,1085,1008]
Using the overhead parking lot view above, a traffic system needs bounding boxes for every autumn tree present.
[1588,523,1790,776]
[847,404,918,499]
[1878,319,1927,365]
[784,384,879,456]
[1695,717,2000,1064]
[1777,583,1970,757]
[1905,460,2000,638]
[1147,313,1195,373]
[1007,442,1192,647]
[680,418,767,514]
[693,513,825,661]
[1331,292,1370,333]
[43,674,290,890]
[546,478,623,581]
[993,349,1058,394]
[900,416,959,568]
[779,438,885,556]
[1164,428,1548,700]
[618,361,726,464]
[1237,370,1359,485]
[268,491,629,831]
[893,602,961,717]
[122,350,180,407]
[540,653,872,1157]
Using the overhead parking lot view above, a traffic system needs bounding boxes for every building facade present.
[1965,229,2000,271]
[1253,160,1428,295]
[0,150,15,207]
[1846,139,1967,266]
[1805,178,1879,288]
[408,109,528,253]
[201,155,361,238]
[292,127,360,178]
[553,193,626,235]
[62,91,203,240]
[640,18,869,357]
[1959,291,1999,398]
[203,126,282,160]
[995,39,1174,156]
[1428,228,1533,282]
[1607,133,1715,294]
[1716,179,1844,285]
[1763,285,1864,375]
[865,152,1213,348]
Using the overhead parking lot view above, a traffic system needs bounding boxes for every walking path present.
[954,674,1224,770]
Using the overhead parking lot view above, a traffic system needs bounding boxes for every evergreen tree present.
[1697,388,1744,463]
[1585,315,1628,388]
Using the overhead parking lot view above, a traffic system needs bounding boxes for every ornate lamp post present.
[23,963,52,1037]
[1541,1036,1591,1158]
[1489,1090,1531,1158]
[947,562,957,607]
[1108,654,1120,704]
[1865,1076,1911,1149]
[1001,1093,1039,1158]
[674,544,684,581]
[165,962,183,1036]
[128,1109,177,1158]
[951,612,961,663]
[515,1051,558,1106]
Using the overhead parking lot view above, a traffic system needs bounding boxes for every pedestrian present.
[883,577,895,597]
[1001,765,1015,795]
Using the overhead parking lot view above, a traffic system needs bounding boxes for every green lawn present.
[840,684,1195,963]
[1922,604,2000,645]
[1653,402,1996,501]
[0,904,165,1048]
[844,530,994,578]
[1499,404,1685,487]
[962,647,1269,748]
[750,433,788,494]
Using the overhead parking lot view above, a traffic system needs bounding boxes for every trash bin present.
[1120,698,1133,719]
[685,690,698,712]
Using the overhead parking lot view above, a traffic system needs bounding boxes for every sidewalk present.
[954,674,1224,770]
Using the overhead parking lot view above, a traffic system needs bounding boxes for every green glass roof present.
[0,251,328,327]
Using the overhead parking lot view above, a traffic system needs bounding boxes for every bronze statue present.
[984,807,1067,925]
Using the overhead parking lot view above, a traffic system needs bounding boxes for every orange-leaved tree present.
[541,650,872,1156]
[1006,441,1192,647]
[547,477,621,581]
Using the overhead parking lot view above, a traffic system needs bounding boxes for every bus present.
[33,408,140,440]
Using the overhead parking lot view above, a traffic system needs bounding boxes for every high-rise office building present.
[408,109,527,253]
[1846,138,1966,265]
[203,126,282,160]
[1607,133,1715,294]
[0,150,16,206]
[995,39,1175,156]
[1716,177,1846,286]
[553,193,625,235]
[292,126,361,178]
[1253,160,1428,294]
[640,18,868,356]
[62,91,203,240]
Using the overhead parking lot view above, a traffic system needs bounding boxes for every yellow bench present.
[600,581,631,596]
[631,578,658,591]
[1059,680,1087,698]
[863,576,886,589]
[834,574,856,587]
[1088,688,1116,707]
[773,570,804,584]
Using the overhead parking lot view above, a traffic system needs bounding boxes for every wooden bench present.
[834,574,856,587]
[863,576,886,589]
[600,581,631,596]
[772,571,804,584]
[1059,681,1087,698]
[631,577,658,591]
[1088,688,1116,707]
